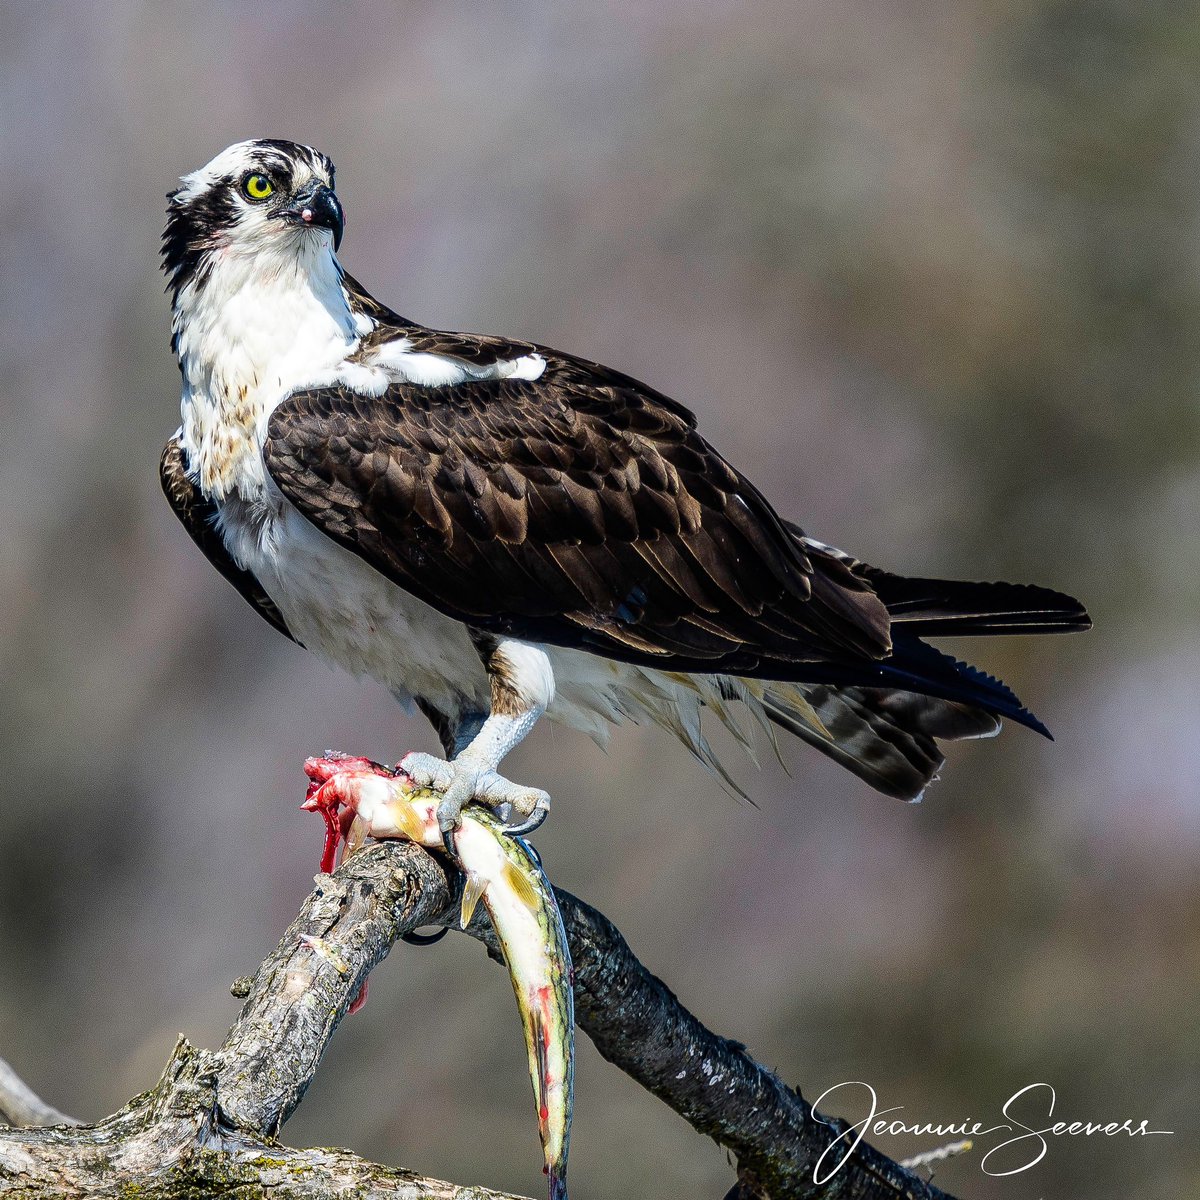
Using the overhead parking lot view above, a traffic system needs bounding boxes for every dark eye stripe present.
[163,139,337,301]
[255,150,296,193]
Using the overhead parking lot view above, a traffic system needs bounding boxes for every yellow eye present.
[242,173,274,201]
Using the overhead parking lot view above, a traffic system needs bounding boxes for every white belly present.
[219,489,490,716]
[213,481,755,774]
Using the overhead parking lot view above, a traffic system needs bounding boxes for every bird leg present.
[402,638,554,853]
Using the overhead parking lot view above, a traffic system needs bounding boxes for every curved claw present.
[438,803,460,860]
[488,799,549,846]
[402,926,450,946]
[401,750,551,851]
[502,797,551,838]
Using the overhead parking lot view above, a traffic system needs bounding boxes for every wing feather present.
[159,436,300,646]
[262,359,894,672]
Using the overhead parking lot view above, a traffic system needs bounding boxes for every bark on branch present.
[0,839,959,1200]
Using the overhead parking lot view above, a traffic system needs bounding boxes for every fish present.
[303,754,574,1200]
[454,805,574,1200]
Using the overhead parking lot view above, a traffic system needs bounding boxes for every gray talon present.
[503,799,550,838]
[402,926,449,946]
[402,751,550,849]
[437,797,463,859]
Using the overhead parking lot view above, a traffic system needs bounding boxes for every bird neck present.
[173,241,360,498]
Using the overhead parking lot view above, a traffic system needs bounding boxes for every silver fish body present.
[456,809,573,1200]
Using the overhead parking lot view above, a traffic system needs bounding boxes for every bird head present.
[162,139,344,301]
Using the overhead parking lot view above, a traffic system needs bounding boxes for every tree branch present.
[0,1058,79,1129]
[214,838,453,1135]
[449,872,956,1200]
[0,839,958,1200]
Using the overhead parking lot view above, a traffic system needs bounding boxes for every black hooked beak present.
[280,182,345,250]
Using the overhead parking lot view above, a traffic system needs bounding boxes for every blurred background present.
[0,2,1195,1197]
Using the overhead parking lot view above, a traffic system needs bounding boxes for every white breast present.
[175,240,491,714]
[175,239,378,499]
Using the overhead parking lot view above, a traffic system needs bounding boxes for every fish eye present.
[241,172,275,202]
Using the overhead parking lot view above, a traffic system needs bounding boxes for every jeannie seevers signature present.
[812,1081,1172,1180]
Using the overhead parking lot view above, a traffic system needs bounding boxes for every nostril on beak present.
[281,184,344,249]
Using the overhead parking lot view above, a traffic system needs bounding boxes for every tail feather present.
[763,683,946,800]
[851,687,1002,742]
[758,627,1054,800]
[762,675,1003,802]
[796,532,1092,637]
[612,530,1091,802]
[874,636,1052,737]
[783,634,1051,737]
[866,573,1091,637]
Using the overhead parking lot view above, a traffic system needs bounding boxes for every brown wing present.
[262,356,892,676]
[159,436,301,646]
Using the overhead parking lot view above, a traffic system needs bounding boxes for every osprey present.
[160,138,1089,843]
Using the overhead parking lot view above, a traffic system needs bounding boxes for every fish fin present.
[460,871,487,929]
[343,815,368,858]
[388,803,422,843]
[503,859,542,912]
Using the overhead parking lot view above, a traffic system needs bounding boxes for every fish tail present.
[547,1167,568,1200]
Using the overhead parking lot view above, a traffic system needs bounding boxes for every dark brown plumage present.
[263,358,893,672]
[261,323,1087,736]
[159,437,300,645]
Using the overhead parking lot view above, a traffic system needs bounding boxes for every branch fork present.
[0,836,958,1199]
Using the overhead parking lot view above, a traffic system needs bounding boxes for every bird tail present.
[760,676,998,801]
[798,534,1092,638]
[635,535,1091,801]
[864,573,1091,637]
[747,537,1091,797]
[761,622,1072,799]
[649,625,1062,801]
